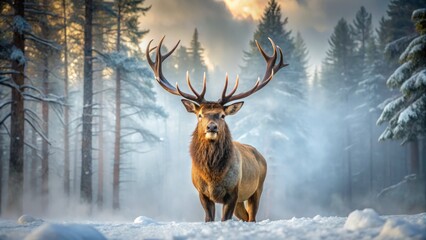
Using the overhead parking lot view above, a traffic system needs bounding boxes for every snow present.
[399,35,426,63]
[344,209,384,231]
[387,60,414,88]
[24,223,107,240]
[412,8,426,22]
[2,211,426,240]
[12,16,31,34]
[17,215,43,225]
[397,106,417,125]
[10,46,26,66]
[377,219,426,240]
[133,216,158,225]
[377,96,405,125]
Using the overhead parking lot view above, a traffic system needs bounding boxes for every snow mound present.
[133,216,158,225]
[344,208,385,230]
[376,218,426,240]
[18,215,43,224]
[24,223,107,240]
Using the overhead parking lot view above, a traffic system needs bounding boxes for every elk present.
[146,37,288,222]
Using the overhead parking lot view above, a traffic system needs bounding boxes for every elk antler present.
[218,38,288,105]
[146,36,207,104]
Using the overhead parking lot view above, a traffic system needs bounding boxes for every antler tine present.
[186,71,201,98]
[146,39,156,70]
[227,74,239,97]
[220,74,241,103]
[221,73,229,100]
[146,36,206,103]
[273,46,289,73]
[219,38,287,105]
[200,72,207,99]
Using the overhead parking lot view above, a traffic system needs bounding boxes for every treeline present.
[316,0,426,214]
[0,0,425,219]
[0,0,165,216]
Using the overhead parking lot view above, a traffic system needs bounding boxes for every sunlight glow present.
[221,0,264,20]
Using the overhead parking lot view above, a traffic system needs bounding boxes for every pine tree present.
[351,6,373,77]
[377,8,426,147]
[322,18,357,96]
[381,0,426,44]
[321,18,358,207]
[241,0,293,84]
[7,0,26,216]
[0,0,63,216]
[236,0,309,216]
[380,0,426,65]
[80,0,94,207]
[94,0,167,210]
[293,32,309,95]
[187,28,208,88]
[172,46,190,81]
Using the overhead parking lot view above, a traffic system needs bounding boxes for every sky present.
[141,0,390,77]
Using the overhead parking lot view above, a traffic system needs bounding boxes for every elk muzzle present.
[205,121,218,140]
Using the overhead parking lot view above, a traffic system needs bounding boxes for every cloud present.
[143,0,256,75]
[142,0,390,76]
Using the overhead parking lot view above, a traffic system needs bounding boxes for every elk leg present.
[234,202,249,221]
[247,188,263,222]
[199,193,215,222]
[221,191,238,221]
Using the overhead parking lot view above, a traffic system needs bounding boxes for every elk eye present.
[221,114,225,119]
[198,114,202,119]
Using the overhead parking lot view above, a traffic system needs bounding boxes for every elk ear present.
[181,99,200,113]
[224,101,244,116]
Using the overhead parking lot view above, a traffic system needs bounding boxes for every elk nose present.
[206,122,218,132]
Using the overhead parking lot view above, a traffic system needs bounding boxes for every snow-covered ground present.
[1,209,425,240]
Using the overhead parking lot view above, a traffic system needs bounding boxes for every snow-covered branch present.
[0,113,11,127]
[0,100,12,110]
[24,30,61,50]
[24,108,44,125]
[24,117,51,145]
[0,78,20,90]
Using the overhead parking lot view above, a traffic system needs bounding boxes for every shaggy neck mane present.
[190,123,233,176]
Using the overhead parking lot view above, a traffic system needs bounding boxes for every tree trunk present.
[73,126,79,197]
[41,39,49,211]
[345,93,352,209]
[62,0,70,196]
[94,19,105,210]
[0,131,3,216]
[369,112,373,198]
[346,126,352,209]
[80,0,94,208]
[30,126,38,197]
[97,87,104,209]
[7,0,26,217]
[112,3,121,210]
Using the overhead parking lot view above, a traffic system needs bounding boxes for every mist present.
[0,0,425,225]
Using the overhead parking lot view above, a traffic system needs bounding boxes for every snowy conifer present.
[377,8,426,144]
[188,28,208,85]
[237,0,308,161]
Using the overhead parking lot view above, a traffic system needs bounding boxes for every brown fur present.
[187,102,267,222]
[147,36,286,222]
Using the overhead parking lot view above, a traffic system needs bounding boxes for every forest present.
[0,0,425,222]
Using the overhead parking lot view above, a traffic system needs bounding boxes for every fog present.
[0,51,420,222]
[1,0,424,223]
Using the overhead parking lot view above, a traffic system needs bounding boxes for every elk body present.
[147,37,288,222]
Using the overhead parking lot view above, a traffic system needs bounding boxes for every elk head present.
[146,37,288,142]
